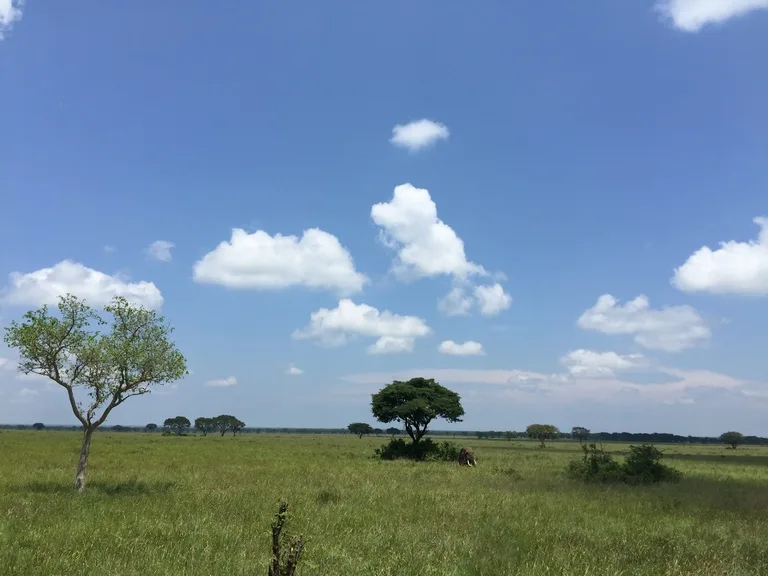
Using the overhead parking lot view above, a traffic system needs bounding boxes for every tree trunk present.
[75,427,95,492]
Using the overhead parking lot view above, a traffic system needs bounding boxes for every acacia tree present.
[347,422,374,439]
[212,414,245,436]
[720,431,744,449]
[194,417,215,436]
[571,426,590,445]
[145,423,158,432]
[371,377,464,445]
[164,416,191,435]
[526,424,560,448]
[3,294,187,492]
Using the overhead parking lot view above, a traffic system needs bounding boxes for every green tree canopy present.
[194,417,215,436]
[3,294,187,492]
[385,427,401,436]
[571,426,591,444]
[348,422,374,439]
[527,424,560,448]
[720,431,744,449]
[371,377,464,444]
[32,422,45,431]
[145,423,158,432]
[212,414,246,436]
[164,416,191,435]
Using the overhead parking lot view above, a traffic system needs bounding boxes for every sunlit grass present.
[1,431,767,575]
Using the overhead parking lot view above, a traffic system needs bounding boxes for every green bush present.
[374,438,461,462]
[567,443,682,485]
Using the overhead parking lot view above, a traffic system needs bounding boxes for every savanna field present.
[2,431,768,576]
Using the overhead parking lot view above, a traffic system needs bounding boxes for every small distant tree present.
[212,414,245,436]
[371,377,464,445]
[194,417,215,436]
[145,423,158,432]
[527,424,560,448]
[373,427,383,436]
[164,416,191,436]
[32,422,45,431]
[348,422,374,439]
[386,427,401,436]
[3,294,187,492]
[572,426,590,445]
[720,431,745,450]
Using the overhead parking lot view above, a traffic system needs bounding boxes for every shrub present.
[374,438,461,462]
[567,443,682,485]
[566,443,625,483]
[623,444,683,484]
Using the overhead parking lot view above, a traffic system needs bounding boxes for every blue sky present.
[2,1,768,435]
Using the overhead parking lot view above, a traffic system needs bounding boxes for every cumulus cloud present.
[286,364,304,376]
[147,240,175,262]
[390,119,449,152]
[372,183,486,281]
[0,0,23,40]
[560,349,644,377]
[577,294,710,352]
[368,336,415,355]
[672,217,768,295]
[193,228,367,295]
[293,299,431,351]
[437,287,474,316]
[473,283,512,316]
[372,184,513,315]
[656,0,768,32]
[205,376,237,387]
[1,260,164,310]
[438,340,485,356]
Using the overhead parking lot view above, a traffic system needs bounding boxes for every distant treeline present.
[3,423,767,445]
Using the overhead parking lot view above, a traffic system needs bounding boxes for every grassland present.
[1,431,767,576]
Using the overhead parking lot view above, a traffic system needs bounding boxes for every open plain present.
[1,431,767,576]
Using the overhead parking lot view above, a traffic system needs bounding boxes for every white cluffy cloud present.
[193,228,367,295]
[147,240,175,262]
[205,376,237,387]
[293,299,431,353]
[578,294,710,352]
[672,217,768,295]
[286,365,304,376]
[656,0,768,32]
[473,284,512,316]
[438,340,485,356]
[390,119,449,152]
[560,349,644,377]
[371,183,512,315]
[372,183,486,280]
[438,283,512,317]
[1,260,163,310]
[0,0,23,39]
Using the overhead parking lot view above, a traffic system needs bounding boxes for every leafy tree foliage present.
[212,414,245,436]
[526,424,560,448]
[720,431,745,449]
[371,377,464,444]
[32,422,45,431]
[571,426,591,444]
[3,294,187,491]
[195,417,216,436]
[164,416,191,435]
[145,423,158,432]
[567,443,683,485]
[385,427,401,436]
[347,422,374,439]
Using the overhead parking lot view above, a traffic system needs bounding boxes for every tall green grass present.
[1,431,767,575]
